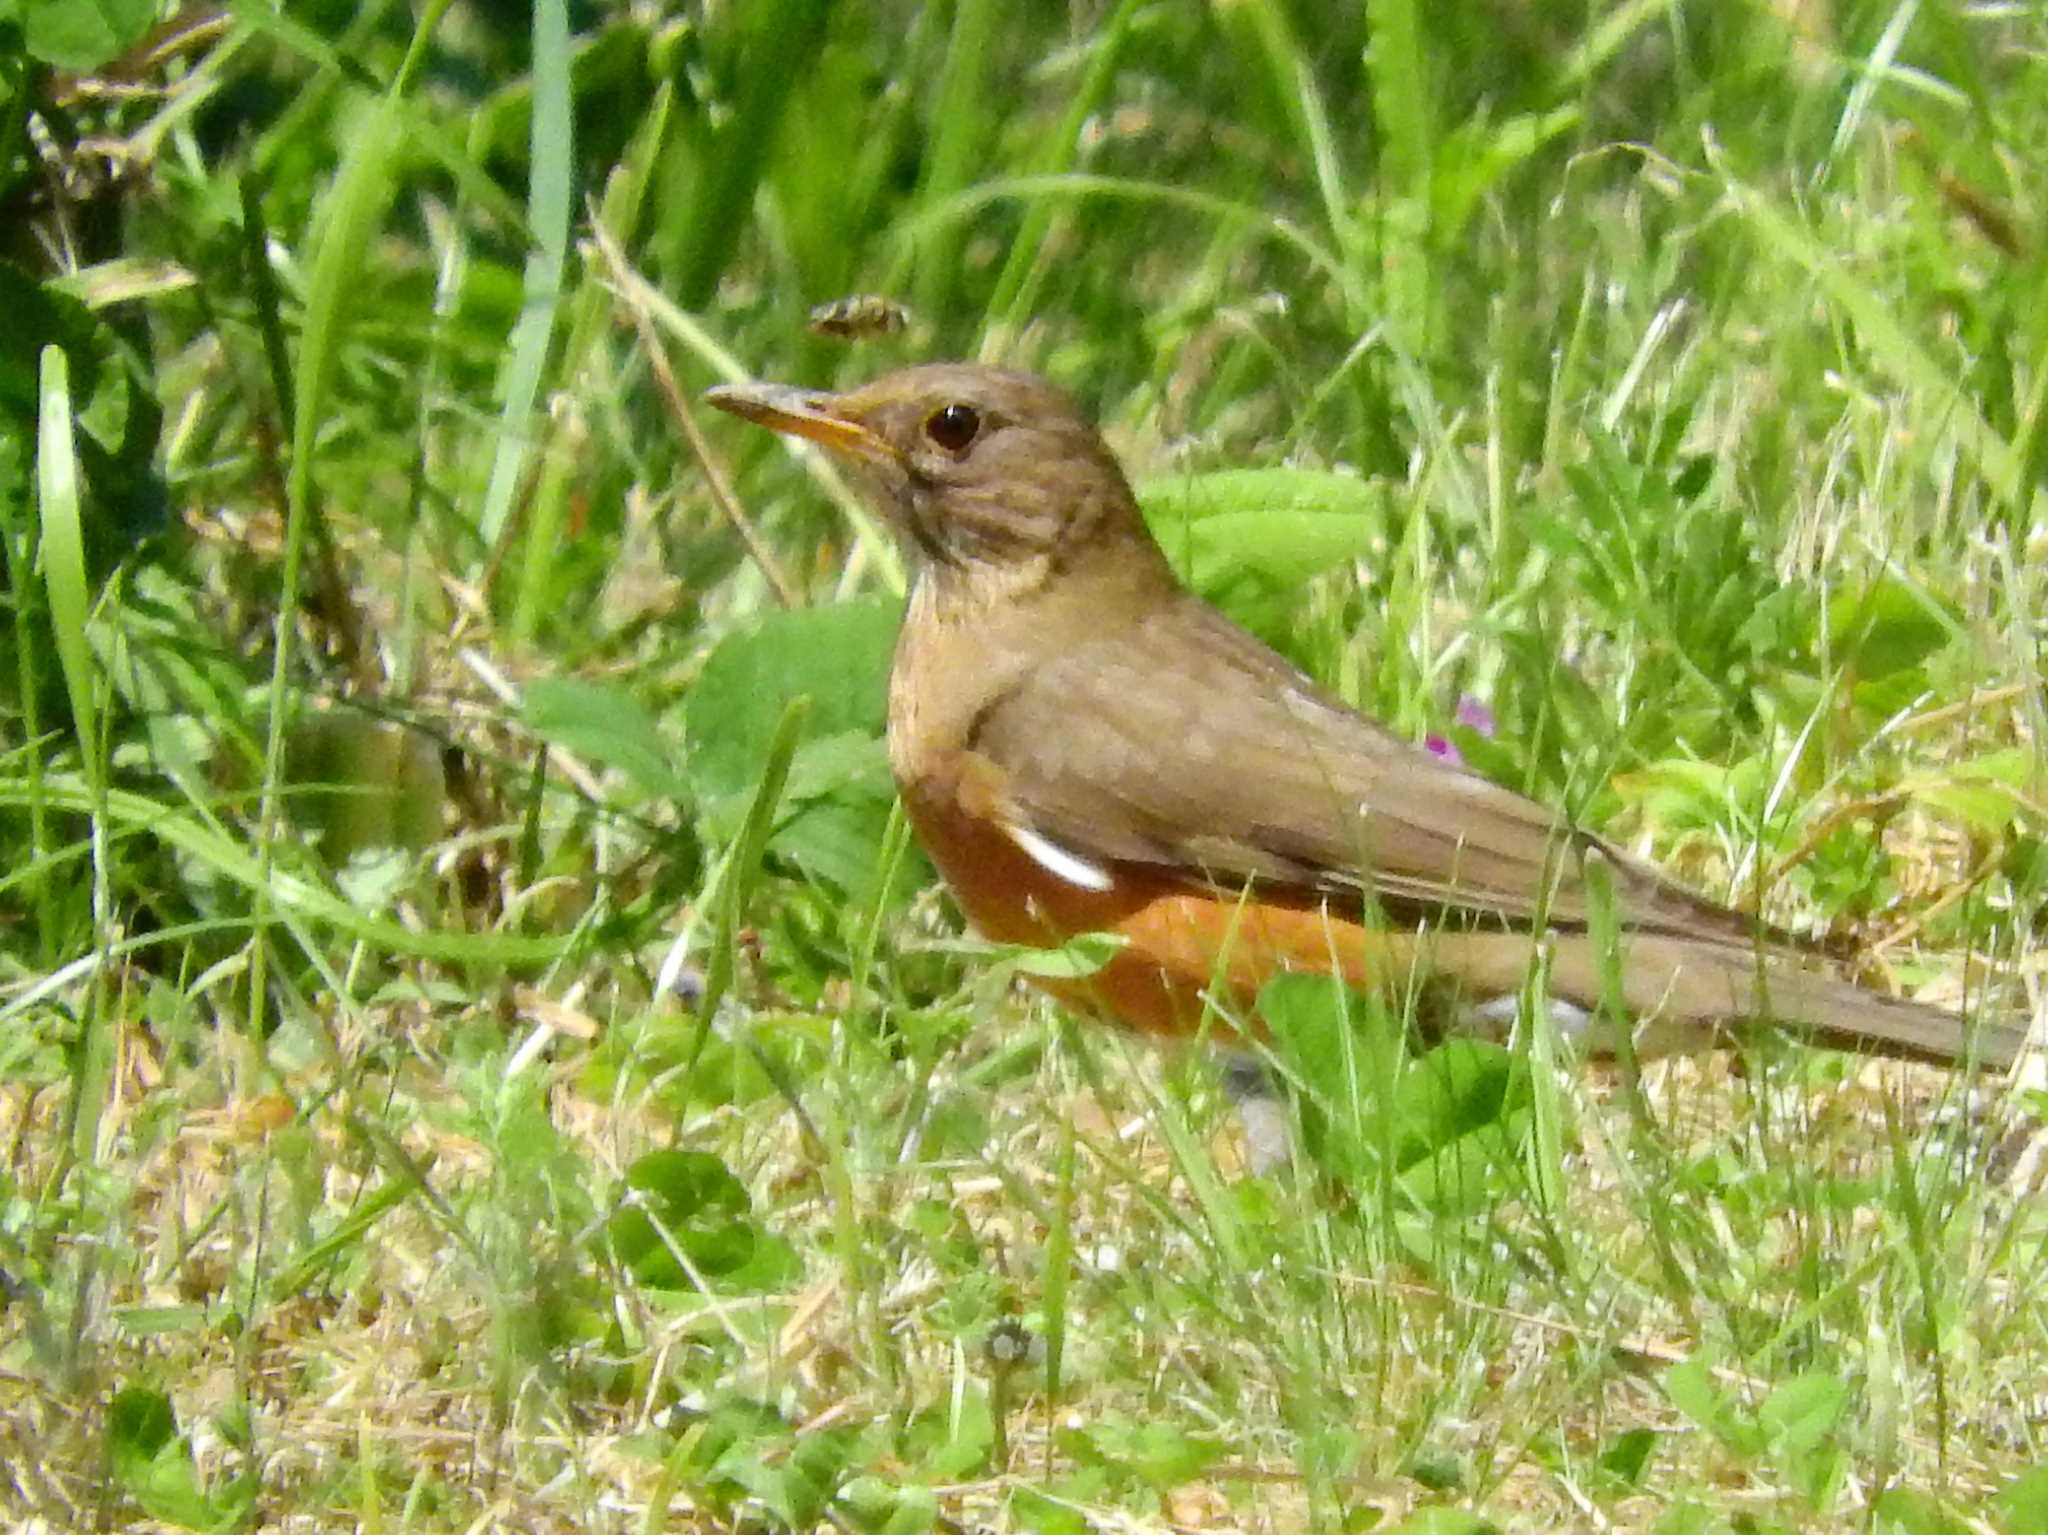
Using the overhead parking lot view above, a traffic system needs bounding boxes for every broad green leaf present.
[1383,1510,1497,1535]
[107,1385,252,1532]
[107,1384,177,1459]
[1066,1414,1223,1492]
[1260,970,1399,1186]
[1395,1037,1530,1220]
[709,1417,853,1529]
[1873,1488,1972,1535]
[1010,1486,1095,1535]
[1261,972,1526,1212]
[522,676,689,801]
[1759,1372,1849,1508]
[1818,576,1956,679]
[1903,748,2034,837]
[1993,1465,2048,1534]
[1648,1505,1723,1535]
[685,598,899,807]
[0,263,152,483]
[778,729,888,805]
[1432,106,1579,241]
[840,1476,945,1535]
[626,1148,747,1218]
[608,1148,795,1290]
[1002,929,1126,981]
[685,599,916,899]
[1140,468,1382,596]
[901,1383,995,1480]
[24,0,153,69]
[1395,1108,1524,1216]
[1758,1372,1848,1452]
[1908,777,2024,838]
[1610,757,1760,838]
[1396,1039,1520,1162]
[1597,1427,1657,1487]
[770,731,908,893]
[1662,1353,1764,1457]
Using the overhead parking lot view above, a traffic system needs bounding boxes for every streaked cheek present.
[847,459,912,513]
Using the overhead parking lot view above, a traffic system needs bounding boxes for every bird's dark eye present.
[923,402,982,454]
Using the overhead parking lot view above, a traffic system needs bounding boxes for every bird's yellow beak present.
[705,382,896,467]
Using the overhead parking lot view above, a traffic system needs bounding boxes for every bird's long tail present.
[1420,928,2026,1068]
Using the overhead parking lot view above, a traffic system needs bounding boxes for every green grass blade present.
[700,696,809,1032]
[0,780,571,972]
[900,173,1357,311]
[1228,0,1355,262]
[910,0,997,327]
[2013,255,2048,542]
[1041,1113,1075,1417]
[1720,158,2041,525]
[35,346,95,795]
[36,344,113,1176]
[1364,0,1433,346]
[0,438,52,954]
[661,0,832,308]
[981,0,1147,338]
[252,43,418,1043]
[480,0,572,563]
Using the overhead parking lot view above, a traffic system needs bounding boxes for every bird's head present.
[707,363,1160,588]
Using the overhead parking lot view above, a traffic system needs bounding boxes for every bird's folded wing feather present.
[968,595,1763,947]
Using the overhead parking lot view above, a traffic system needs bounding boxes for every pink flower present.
[1425,697,1494,767]
[1455,696,1496,737]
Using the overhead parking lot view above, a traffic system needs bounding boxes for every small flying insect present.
[808,294,912,340]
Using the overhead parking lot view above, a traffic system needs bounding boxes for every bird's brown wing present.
[969,593,1764,946]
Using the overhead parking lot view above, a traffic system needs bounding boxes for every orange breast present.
[901,778,1386,1037]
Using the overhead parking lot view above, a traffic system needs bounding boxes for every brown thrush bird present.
[708,364,2021,1069]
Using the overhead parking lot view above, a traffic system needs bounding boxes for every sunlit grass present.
[2,2,2045,1531]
